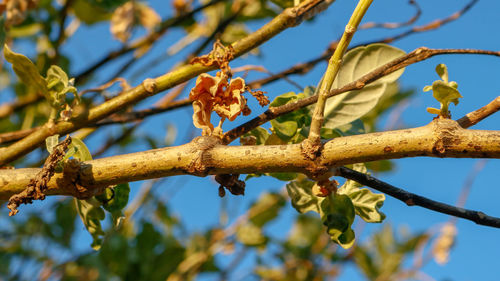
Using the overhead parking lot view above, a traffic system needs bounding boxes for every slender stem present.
[308,0,373,143]
[337,166,500,228]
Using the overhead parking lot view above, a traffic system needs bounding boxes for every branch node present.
[142,78,158,95]
[187,136,222,176]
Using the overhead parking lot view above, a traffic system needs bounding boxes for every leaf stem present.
[308,0,373,143]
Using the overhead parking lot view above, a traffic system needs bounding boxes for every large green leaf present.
[321,44,406,129]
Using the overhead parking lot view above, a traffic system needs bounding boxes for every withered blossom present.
[189,73,247,136]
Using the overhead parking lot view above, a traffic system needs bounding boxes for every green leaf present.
[243,127,270,145]
[339,180,386,223]
[73,0,113,24]
[267,172,298,181]
[3,44,49,99]
[269,0,295,9]
[320,194,356,249]
[0,17,5,49]
[287,214,323,248]
[423,64,462,116]
[338,163,386,222]
[286,178,320,214]
[435,63,448,83]
[269,90,313,142]
[270,119,298,140]
[75,198,106,250]
[45,134,60,154]
[270,91,300,107]
[97,183,130,213]
[430,80,462,107]
[236,223,267,247]
[321,44,406,129]
[68,137,93,161]
[248,192,286,227]
[45,65,79,105]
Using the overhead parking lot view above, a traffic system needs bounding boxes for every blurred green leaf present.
[248,192,286,227]
[287,214,323,248]
[236,223,267,247]
[97,183,130,213]
[3,44,49,99]
[73,0,113,24]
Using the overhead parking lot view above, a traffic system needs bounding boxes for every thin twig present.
[337,166,500,228]
[54,0,75,49]
[308,0,373,145]
[0,0,336,165]
[360,0,421,29]
[249,0,478,89]
[457,96,500,128]
[74,0,227,83]
[222,48,500,144]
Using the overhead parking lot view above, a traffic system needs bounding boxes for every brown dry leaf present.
[432,223,457,265]
[213,77,247,121]
[190,74,248,136]
[111,2,160,43]
[3,0,39,26]
[110,2,135,42]
[190,74,224,135]
[190,40,235,77]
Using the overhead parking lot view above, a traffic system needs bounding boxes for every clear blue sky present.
[4,0,500,280]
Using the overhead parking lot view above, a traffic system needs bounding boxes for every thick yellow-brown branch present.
[1,119,500,200]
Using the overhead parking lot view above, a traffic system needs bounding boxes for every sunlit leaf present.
[423,64,462,117]
[3,44,48,99]
[45,134,59,154]
[286,178,320,214]
[321,44,406,129]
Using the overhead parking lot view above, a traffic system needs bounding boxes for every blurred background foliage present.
[0,0,468,280]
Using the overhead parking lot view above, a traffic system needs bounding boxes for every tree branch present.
[0,0,335,166]
[74,0,227,83]
[337,166,500,228]
[457,96,500,128]
[223,47,500,143]
[2,119,500,199]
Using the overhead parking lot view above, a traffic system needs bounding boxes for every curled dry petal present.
[189,74,248,135]
[213,77,246,121]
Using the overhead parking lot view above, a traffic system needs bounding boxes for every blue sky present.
[3,0,500,280]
